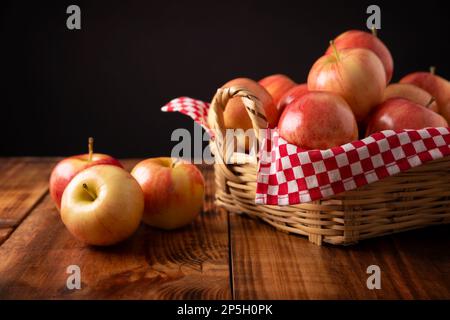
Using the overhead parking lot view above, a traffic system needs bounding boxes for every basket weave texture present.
[208,86,450,245]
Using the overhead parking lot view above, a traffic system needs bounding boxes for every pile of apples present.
[49,138,205,246]
[209,29,450,150]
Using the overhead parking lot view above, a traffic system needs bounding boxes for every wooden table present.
[0,157,449,300]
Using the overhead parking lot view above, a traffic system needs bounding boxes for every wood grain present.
[0,163,231,299]
[0,157,55,229]
[0,228,13,246]
[230,213,450,299]
[1,158,450,300]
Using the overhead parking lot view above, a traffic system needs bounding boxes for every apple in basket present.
[49,137,123,210]
[325,29,394,84]
[61,165,144,246]
[207,77,278,131]
[383,83,439,112]
[278,91,358,150]
[308,41,386,122]
[400,67,450,123]
[277,83,309,115]
[365,98,448,136]
[131,157,205,230]
[259,74,297,107]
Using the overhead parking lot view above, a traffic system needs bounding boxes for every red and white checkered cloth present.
[162,97,450,205]
[256,127,450,205]
[161,97,212,136]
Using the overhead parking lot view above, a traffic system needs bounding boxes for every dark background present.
[1,0,449,157]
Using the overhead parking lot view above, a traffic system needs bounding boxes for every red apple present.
[400,68,450,122]
[259,74,296,107]
[49,137,123,210]
[278,91,358,150]
[325,29,394,84]
[131,158,205,230]
[277,83,309,115]
[61,165,144,246]
[207,77,278,130]
[366,98,448,135]
[384,83,439,112]
[308,43,386,122]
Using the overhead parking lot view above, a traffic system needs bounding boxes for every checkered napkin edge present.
[161,97,450,205]
[161,97,212,136]
[256,127,450,205]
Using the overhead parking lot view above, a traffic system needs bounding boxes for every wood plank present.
[0,164,231,299]
[230,213,450,299]
[0,157,56,229]
[0,228,13,246]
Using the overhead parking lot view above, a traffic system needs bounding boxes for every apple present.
[400,67,450,122]
[278,91,358,150]
[61,165,144,246]
[259,74,296,107]
[277,83,309,114]
[49,137,123,210]
[366,98,448,136]
[384,83,439,112]
[325,29,394,84]
[207,77,278,130]
[308,42,386,122]
[131,158,205,230]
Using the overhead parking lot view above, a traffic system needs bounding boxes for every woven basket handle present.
[208,86,269,143]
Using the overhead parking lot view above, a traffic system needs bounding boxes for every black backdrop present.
[1,0,449,157]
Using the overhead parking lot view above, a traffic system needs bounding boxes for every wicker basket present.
[208,86,450,245]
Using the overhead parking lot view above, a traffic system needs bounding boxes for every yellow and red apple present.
[207,77,278,130]
[61,165,144,246]
[278,91,358,150]
[131,158,205,230]
[325,29,394,84]
[366,98,448,136]
[277,83,309,114]
[383,83,439,112]
[400,68,450,123]
[259,74,296,107]
[308,43,386,122]
[49,138,122,209]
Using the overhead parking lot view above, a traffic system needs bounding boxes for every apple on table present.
[61,165,144,246]
[131,157,205,230]
[49,137,123,209]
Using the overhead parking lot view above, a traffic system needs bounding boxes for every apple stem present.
[329,40,340,61]
[425,97,436,109]
[430,66,436,75]
[171,158,179,168]
[82,183,96,200]
[371,26,377,37]
[88,137,94,162]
